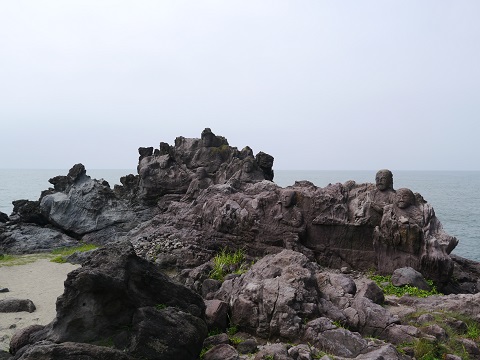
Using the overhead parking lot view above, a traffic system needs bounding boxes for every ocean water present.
[1,169,479,261]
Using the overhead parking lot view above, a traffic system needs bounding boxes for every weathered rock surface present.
[0,212,8,223]
[10,242,207,360]
[13,341,136,360]
[0,224,77,254]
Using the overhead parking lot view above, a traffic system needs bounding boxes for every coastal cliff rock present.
[2,128,479,359]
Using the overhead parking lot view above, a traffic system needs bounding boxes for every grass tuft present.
[209,248,250,281]
[49,243,98,263]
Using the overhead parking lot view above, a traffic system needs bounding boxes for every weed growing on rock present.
[401,310,479,359]
[227,324,238,336]
[155,304,167,311]
[209,248,249,281]
[368,273,440,297]
[199,345,213,359]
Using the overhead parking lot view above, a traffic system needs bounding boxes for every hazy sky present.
[1,1,479,171]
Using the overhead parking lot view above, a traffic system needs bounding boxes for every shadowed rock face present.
[10,242,208,360]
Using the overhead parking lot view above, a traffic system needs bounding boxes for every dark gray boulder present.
[391,267,431,291]
[0,299,35,313]
[11,241,208,360]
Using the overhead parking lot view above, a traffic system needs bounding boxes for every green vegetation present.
[0,254,15,262]
[398,310,480,359]
[209,248,250,281]
[467,322,480,340]
[368,273,440,298]
[199,345,213,359]
[227,324,238,336]
[0,253,52,267]
[155,303,167,311]
[207,328,222,337]
[229,336,243,345]
[50,243,98,263]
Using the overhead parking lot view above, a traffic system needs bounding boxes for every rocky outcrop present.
[39,163,138,237]
[10,242,208,360]
[0,212,8,223]
[2,128,477,359]
[0,224,77,254]
[212,250,408,358]
[1,129,460,291]
[135,128,272,204]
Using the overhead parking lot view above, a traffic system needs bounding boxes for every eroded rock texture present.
[10,242,207,360]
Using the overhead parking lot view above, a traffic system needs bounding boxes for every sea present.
[1,169,479,262]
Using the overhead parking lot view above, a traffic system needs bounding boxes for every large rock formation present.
[0,129,462,290]
[2,128,478,359]
[11,242,208,360]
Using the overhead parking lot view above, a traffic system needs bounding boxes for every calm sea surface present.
[1,169,479,261]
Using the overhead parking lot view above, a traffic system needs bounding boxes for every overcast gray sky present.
[1,1,479,171]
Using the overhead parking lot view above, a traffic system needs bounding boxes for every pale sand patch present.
[0,258,79,351]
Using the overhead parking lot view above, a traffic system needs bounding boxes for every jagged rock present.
[136,128,272,204]
[214,250,399,346]
[0,299,35,313]
[391,267,431,291]
[373,188,457,286]
[444,254,480,294]
[0,350,11,360]
[39,164,137,237]
[355,279,384,305]
[9,200,48,226]
[215,250,321,340]
[11,242,207,360]
[203,344,239,360]
[0,211,9,223]
[205,300,228,332]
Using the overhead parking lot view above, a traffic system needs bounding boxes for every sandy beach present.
[0,258,79,351]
